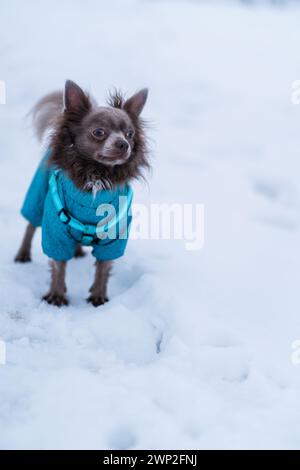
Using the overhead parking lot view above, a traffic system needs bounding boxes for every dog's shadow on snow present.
[65,252,146,305]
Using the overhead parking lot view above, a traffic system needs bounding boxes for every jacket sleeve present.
[21,150,51,227]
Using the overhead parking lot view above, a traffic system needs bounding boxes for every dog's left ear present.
[124,88,148,117]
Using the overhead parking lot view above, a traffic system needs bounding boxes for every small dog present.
[15,80,149,306]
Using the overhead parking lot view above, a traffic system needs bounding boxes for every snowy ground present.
[1,0,300,450]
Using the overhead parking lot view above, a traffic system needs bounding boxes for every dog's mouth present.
[95,151,131,166]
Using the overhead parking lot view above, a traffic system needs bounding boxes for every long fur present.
[31,89,149,191]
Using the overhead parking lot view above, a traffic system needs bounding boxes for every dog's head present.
[50,80,149,189]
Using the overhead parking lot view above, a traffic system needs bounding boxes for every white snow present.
[1,0,300,450]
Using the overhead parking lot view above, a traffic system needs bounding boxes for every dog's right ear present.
[64,80,91,114]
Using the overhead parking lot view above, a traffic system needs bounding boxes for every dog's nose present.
[115,138,129,152]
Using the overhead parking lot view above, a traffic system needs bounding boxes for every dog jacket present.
[21,150,133,261]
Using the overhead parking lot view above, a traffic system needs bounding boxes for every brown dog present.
[15,80,149,306]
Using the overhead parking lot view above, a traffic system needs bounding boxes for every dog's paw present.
[87,294,109,307]
[42,292,69,307]
[14,251,31,263]
[74,245,86,258]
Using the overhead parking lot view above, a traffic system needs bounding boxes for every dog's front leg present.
[87,260,112,307]
[74,244,86,258]
[43,260,68,306]
[15,223,36,263]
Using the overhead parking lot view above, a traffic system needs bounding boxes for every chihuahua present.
[15,80,149,306]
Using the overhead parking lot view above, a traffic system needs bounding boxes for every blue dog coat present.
[21,150,133,261]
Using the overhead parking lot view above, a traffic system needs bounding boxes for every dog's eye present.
[126,129,134,139]
[92,128,106,139]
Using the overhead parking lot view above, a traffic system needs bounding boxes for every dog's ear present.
[124,88,148,117]
[64,80,91,114]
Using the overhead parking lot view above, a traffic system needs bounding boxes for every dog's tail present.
[30,90,64,142]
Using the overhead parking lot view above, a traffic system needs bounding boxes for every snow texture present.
[1,0,300,450]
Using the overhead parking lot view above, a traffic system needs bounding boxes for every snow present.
[1,0,300,450]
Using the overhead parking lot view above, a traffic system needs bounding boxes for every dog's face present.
[64,81,148,168]
[77,107,135,166]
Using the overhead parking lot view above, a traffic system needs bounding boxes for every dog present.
[15,80,149,307]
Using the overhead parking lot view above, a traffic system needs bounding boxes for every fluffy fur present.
[33,82,149,191]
